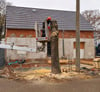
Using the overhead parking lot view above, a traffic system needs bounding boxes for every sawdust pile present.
[16,69,51,80]
[15,68,92,81]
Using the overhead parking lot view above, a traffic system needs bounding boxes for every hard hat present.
[48,26,50,29]
[47,16,51,20]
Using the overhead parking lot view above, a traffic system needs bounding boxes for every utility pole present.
[76,0,80,72]
[51,20,61,74]
[62,30,65,57]
[0,11,2,41]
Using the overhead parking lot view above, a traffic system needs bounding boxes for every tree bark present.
[50,20,61,74]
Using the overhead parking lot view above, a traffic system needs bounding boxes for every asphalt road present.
[0,78,100,92]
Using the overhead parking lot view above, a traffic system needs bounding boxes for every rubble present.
[13,68,93,81]
[0,64,96,82]
[45,72,77,79]
[93,58,100,61]
[0,67,17,79]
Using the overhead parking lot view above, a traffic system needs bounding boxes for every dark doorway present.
[47,42,51,57]
[96,44,100,56]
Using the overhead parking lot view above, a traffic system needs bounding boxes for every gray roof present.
[6,6,94,31]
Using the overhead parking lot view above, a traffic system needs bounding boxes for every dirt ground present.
[0,77,100,92]
[0,60,100,92]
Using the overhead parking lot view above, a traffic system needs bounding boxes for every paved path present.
[0,78,100,92]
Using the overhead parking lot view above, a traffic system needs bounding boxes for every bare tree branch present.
[0,0,12,40]
[82,10,100,30]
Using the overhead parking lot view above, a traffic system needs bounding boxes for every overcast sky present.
[6,0,100,12]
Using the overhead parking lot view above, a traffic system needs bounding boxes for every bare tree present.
[82,10,100,44]
[82,10,100,31]
[6,2,12,6]
[0,0,12,40]
[0,0,12,14]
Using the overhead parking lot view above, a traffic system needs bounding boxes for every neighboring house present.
[6,6,95,60]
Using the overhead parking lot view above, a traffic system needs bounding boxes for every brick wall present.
[6,29,94,39]
[6,29,36,37]
[59,30,94,38]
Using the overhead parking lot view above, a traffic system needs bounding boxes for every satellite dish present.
[0,57,5,70]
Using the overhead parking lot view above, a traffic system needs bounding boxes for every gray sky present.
[6,0,100,12]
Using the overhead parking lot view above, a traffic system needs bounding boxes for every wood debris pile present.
[13,68,93,81]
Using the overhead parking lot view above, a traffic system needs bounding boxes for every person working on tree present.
[41,17,52,37]
[41,22,46,37]
[47,16,51,30]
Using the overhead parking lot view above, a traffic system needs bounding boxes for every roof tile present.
[6,6,94,31]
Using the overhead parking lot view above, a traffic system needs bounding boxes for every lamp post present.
[76,0,80,72]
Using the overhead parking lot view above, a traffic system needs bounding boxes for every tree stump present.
[50,20,61,74]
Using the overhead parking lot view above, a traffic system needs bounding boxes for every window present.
[73,42,85,49]
[27,35,32,38]
[20,34,24,38]
[10,33,16,37]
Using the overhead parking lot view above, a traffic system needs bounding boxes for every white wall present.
[59,38,95,59]
[6,37,95,60]
[6,38,47,60]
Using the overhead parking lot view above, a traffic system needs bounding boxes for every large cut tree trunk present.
[50,20,61,74]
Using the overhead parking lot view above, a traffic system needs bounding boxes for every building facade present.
[6,6,95,60]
